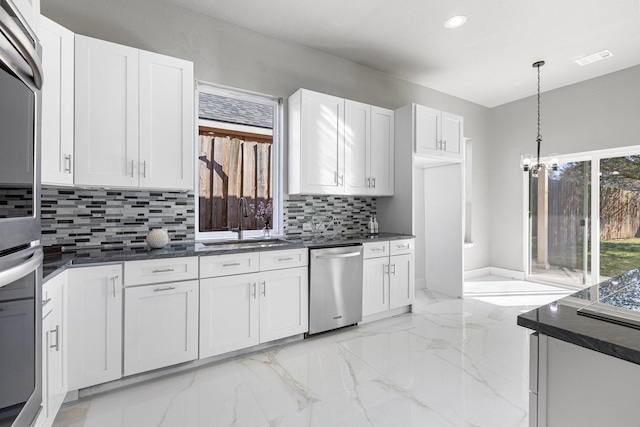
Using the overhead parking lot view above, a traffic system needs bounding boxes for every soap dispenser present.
[368,216,375,234]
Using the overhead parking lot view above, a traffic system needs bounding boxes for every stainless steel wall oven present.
[0,0,44,425]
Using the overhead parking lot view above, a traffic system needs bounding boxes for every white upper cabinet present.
[74,34,194,190]
[369,106,394,195]
[74,35,139,188]
[414,104,463,161]
[13,0,39,33]
[289,89,345,195]
[441,111,463,159]
[344,99,369,195]
[289,88,394,196]
[138,51,194,189]
[40,16,74,186]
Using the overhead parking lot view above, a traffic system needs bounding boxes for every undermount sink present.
[195,239,290,252]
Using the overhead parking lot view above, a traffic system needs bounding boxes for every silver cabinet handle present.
[372,177,376,188]
[334,171,338,184]
[65,154,72,173]
[111,275,119,298]
[152,268,175,273]
[50,325,60,352]
[261,281,266,297]
[370,247,385,252]
[131,160,135,177]
[315,252,361,259]
[443,140,447,151]
[278,257,294,262]
[154,286,176,292]
[338,174,344,186]
[42,297,52,307]
[396,244,410,249]
[142,160,147,178]
[391,263,396,275]
[0,248,43,289]
[223,262,240,267]
[252,282,257,299]
[367,177,371,188]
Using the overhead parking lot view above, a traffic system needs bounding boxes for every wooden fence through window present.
[198,130,272,232]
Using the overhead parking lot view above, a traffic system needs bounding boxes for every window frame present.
[194,82,283,241]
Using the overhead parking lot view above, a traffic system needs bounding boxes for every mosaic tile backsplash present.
[40,187,377,248]
[283,195,376,237]
[41,186,195,249]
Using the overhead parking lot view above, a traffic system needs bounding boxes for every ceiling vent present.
[574,50,613,66]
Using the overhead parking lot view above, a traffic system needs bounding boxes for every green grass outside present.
[600,238,640,277]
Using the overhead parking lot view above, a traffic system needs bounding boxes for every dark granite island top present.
[518,268,640,365]
[43,232,414,281]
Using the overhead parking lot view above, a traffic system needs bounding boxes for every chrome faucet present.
[232,197,250,240]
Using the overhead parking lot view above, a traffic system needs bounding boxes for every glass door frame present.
[523,145,640,289]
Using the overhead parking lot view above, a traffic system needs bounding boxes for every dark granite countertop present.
[43,232,414,281]
[518,268,640,365]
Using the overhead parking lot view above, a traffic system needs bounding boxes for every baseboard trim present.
[464,266,525,280]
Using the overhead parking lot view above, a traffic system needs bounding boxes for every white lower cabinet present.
[200,265,308,359]
[259,268,309,343]
[199,273,260,357]
[36,272,67,427]
[363,239,415,317]
[124,280,199,376]
[66,265,122,391]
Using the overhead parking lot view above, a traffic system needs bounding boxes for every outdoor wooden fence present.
[532,178,640,268]
[198,134,272,232]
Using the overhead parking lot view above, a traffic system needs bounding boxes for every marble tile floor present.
[55,284,549,427]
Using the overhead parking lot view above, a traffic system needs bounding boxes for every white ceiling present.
[167,0,640,107]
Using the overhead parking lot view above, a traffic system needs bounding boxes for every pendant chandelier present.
[522,60,558,176]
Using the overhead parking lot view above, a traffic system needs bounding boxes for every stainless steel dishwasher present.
[308,245,363,335]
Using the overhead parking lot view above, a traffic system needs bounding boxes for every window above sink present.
[195,84,283,241]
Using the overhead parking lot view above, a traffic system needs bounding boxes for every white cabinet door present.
[370,106,394,196]
[124,280,199,376]
[441,111,463,160]
[414,104,441,156]
[74,35,139,187]
[298,89,345,194]
[199,273,260,358]
[66,265,122,391]
[363,257,389,316]
[344,99,370,195]
[45,275,65,425]
[259,267,308,343]
[139,51,194,190]
[390,253,414,309]
[40,16,74,186]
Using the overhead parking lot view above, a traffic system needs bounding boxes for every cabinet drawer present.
[260,248,308,271]
[200,252,260,278]
[363,241,390,259]
[124,257,198,286]
[390,239,414,256]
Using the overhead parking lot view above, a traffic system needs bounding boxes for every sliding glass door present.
[528,150,640,288]
[529,161,591,286]
[599,156,640,280]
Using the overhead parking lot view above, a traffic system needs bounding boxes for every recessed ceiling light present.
[574,50,613,66]
[444,15,467,29]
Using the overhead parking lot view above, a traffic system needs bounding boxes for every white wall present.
[489,65,640,272]
[42,0,492,271]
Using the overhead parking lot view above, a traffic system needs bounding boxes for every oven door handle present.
[0,5,43,89]
[0,248,43,289]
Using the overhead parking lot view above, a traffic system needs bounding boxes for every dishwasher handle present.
[314,251,361,260]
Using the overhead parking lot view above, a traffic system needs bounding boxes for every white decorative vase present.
[146,229,169,249]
